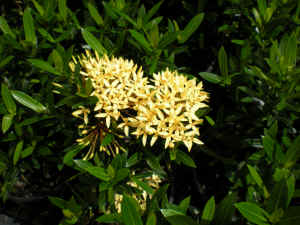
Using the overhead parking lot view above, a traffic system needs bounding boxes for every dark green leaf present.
[179,196,190,214]
[164,215,199,225]
[11,90,47,113]
[213,192,238,225]
[101,133,114,147]
[201,196,215,225]
[28,59,61,75]
[132,177,154,195]
[81,28,107,55]
[21,146,34,159]
[0,16,15,38]
[129,29,152,52]
[2,114,14,134]
[176,150,196,168]
[199,72,222,84]
[1,83,16,114]
[23,8,36,45]
[58,0,68,21]
[121,195,143,225]
[13,140,24,165]
[145,1,164,23]
[146,212,156,225]
[87,2,104,26]
[284,134,300,168]
[235,202,270,225]
[74,159,110,181]
[96,213,122,223]
[277,206,300,225]
[0,55,14,69]
[179,13,204,44]
[218,46,228,77]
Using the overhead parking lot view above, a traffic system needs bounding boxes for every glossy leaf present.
[129,29,152,52]
[176,150,196,168]
[199,72,222,84]
[218,46,228,77]
[178,13,204,44]
[201,196,215,225]
[23,8,37,45]
[164,215,199,225]
[2,114,14,134]
[284,134,300,168]
[13,140,24,165]
[121,195,143,225]
[74,159,110,181]
[28,59,61,76]
[11,90,47,113]
[87,2,104,26]
[1,83,16,114]
[213,192,238,225]
[58,0,68,21]
[235,202,270,225]
[81,28,107,55]
[0,16,15,38]
[146,212,156,225]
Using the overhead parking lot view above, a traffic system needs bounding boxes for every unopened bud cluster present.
[70,50,209,153]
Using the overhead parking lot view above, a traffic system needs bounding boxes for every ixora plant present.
[69,50,209,158]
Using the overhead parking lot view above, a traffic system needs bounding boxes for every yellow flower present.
[128,68,209,151]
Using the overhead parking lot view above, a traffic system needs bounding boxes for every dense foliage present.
[0,0,299,224]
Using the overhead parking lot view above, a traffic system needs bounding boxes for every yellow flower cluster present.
[70,50,208,153]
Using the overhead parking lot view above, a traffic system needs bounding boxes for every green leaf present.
[126,152,139,167]
[284,134,300,168]
[218,46,228,77]
[63,145,85,166]
[263,135,274,160]
[164,215,199,225]
[0,16,16,39]
[198,72,222,84]
[58,0,68,21]
[31,0,44,16]
[113,8,137,27]
[121,195,143,225]
[161,209,185,217]
[235,202,270,225]
[286,174,295,206]
[13,140,24,165]
[146,212,156,225]
[81,28,107,55]
[96,213,122,223]
[1,83,16,114]
[48,196,68,209]
[277,206,300,225]
[158,31,180,49]
[132,177,154,195]
[0,56,14,69]
[74,159,110,181]
[176,150,196,168]
[2,114,14,134]
[28,59,61,76]
[11,90,47,113]
[21,146,34,159]
[178,13,204,44]
[213,192,238,225]
[248,164,270,198]
[38,28,55,43]
[201,196,215,225]
[179,196,191,214]
[23,8,37,45]
[129,29,152,52]
[145,0,164,24]
[87,2,104,26]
